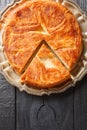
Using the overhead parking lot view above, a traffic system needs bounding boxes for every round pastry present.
[0,0,82,88]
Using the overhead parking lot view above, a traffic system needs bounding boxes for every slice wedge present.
[21,43,70,88]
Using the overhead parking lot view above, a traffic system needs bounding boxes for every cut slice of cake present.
[21,44,70,88]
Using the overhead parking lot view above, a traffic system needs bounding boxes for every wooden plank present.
[16,88,74,130]
[0,1,15,130]
[16,90,43,130]
[41,89,74,130]
[74,75,87,130]
[0,75,15,130]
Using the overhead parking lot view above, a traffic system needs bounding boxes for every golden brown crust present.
[2,0,82,88]
[44,3,82,69]
[3,26,43,73]
[0,21,2,30]
[21,44,70,88]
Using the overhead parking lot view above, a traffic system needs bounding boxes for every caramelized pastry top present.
[1,0,82,88]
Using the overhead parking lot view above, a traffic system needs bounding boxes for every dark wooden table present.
[0,0,87,130]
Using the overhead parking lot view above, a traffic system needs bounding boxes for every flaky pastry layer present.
[1,0,82,88]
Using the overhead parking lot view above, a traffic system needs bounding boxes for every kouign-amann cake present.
[1,0,82,88]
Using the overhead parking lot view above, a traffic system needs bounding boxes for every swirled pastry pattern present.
[2,0,82,88]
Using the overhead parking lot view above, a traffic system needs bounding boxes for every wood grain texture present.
[0,75,15,130]
[16,90,43,130]
[16,88,74,130]
[74,75,87,130]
